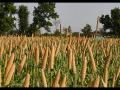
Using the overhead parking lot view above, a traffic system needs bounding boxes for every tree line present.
[0,2,59,36]
[0,3,120,37]
[81,7,120,37]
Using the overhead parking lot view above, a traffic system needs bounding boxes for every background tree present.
[18,5,29,35]
[68,26,72,35]
[0,3,16,35]
[29,3,59,36]
[72,32,79,36]
[81,24,92,36]
[99,28,106,36]
[27,23,39,36]
[100,7,120,36]
[53,29,61,36]
[63,27,68,36]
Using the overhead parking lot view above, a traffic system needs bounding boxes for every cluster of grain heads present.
[82,39,89,57]
[9,40,12,56]
[72,53,76,74]
[0,65,1,87]
[87,41,97,73]
[55,41,61,57]
[112,74,116,87]
[23,73,30,87]
[106,41,112,57]
[101,77,107,87]
[103,51,112,87]
[101,41,107,57]
[92,75,100,87]
[68,48,72,70]
[111,65,120,87]
[52,70,61,87]
[116,66,120,80]
[42,47,48,70]
[41,69,47,87]
[40,46,44,58]
[18,54,27,74]
[4,54,8,73]
[4,63,15,86]
[60,74,67,87]
[0,43,4,59]
[103,66,109,87]
[4,53,15,80]
[35,45,39,65]
[68,35,72,45]
[81,56,87,85]
[23,41,27,50]
[50,45,55,70]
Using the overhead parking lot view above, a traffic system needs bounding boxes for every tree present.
[100,7,120,36]
[72,32,79,36]
[0,3,16,35]
[27,23,38,36]
[63,27,68,36]
[53,29,61,36]
[100,15,112,34]
[30,3,59,36]
[68,26,72,35]
[81,24,92,36]
[18,5,29,35]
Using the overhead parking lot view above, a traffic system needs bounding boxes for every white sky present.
[15,3,120,33]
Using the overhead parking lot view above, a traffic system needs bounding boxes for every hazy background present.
[15,3,120,33]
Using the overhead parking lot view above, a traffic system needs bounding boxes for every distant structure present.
[95,16,100,33]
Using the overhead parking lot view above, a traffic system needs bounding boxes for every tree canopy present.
[81,24,92,36]
[18,5,29,35]
[100,7,120,36]
[29,3,59,36]
[0,2,59,36]
[1,3,120,37]
[0,3,16,35]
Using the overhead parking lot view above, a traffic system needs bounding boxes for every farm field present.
[0,35,120,87]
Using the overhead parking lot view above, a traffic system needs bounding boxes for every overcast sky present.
[15,3,120,33]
